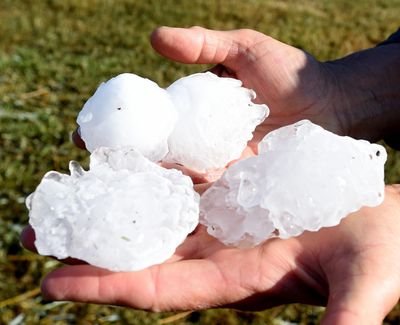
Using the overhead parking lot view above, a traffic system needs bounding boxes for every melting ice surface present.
[166,72,268,172]
[200,120,387,247]
[77,73,177,162]
[77,72,268,172]
[27,147,199,272]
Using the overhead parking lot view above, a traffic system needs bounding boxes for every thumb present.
[322,275,397,325]
[150,26,265,68]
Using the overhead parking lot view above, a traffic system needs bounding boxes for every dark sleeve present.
[378,28,400,150]
[378,28,400,46]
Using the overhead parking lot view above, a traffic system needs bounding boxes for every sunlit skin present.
[22,27,400,324]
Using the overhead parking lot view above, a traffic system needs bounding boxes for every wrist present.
[321,44,400,142]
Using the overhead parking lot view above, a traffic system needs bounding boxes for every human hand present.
[150,26,347,155]
[72,26,346,181]
[151,26,400,150]
[21,185,400,324]
[73,27,344,154]
[74,26,399,181]
[74,26,400,166]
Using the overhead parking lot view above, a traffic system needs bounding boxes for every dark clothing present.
[379,29,400,150]
[379,28,400,46]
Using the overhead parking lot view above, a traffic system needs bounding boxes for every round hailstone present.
[77,73,177,162]
[165,72,269,173]
[200,120,387,247]
[27,147,199,272]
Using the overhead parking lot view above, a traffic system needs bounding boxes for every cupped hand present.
[150,26,348,153]
[21,185,400,324]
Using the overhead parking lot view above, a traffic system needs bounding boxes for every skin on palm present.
[20,186,400,325]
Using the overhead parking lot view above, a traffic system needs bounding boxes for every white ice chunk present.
[77,73,177,162]
[165,72,269,172]
[28,147,199,272]
[200,120,386,247]
[77,72,268,172]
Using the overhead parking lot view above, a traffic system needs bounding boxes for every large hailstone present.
[77,73,177,162]
[27,147,199,272]
[166,72,269,172]
[200,120,387,247]
[77,72,268,172]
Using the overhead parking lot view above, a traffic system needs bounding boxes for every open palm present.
[21,186,400,324]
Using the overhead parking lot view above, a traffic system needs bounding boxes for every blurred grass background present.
[1,0,400,324]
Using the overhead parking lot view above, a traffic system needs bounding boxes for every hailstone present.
[77,72,268,172]
[165,72,269,172]
[200,120,387,247]
[27,147,199,272]
[77,73,177,162]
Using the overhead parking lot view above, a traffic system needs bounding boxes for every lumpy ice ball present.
[166,72,269,172]
[77,72,268,171]
[27,147,199,272]
[200,120,387,247]
[77,73,177,162]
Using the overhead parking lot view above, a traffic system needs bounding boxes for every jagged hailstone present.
[166,72,269,172]
[200,120,387,247]
[77,73,177,162]
[27,147,199,272]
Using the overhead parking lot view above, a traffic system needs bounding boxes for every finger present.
[20,226,87,265]
[71,128,86,150]
[322,275,398,325]
[41,258,247,311]
[150,26,265,69]
[20,225,37,253]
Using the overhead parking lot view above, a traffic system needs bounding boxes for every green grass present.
[1,0,400,323]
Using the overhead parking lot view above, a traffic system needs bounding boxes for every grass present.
[1,0,400,323]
